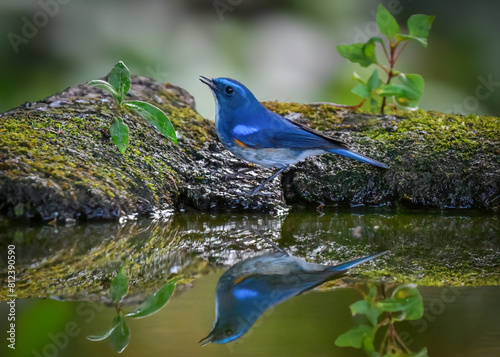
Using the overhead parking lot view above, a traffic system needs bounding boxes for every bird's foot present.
[223,167,254,182]
[245,190,272,197]
[227,188,271,197]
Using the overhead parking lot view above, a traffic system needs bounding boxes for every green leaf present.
[397,15,434,47]
[367,69,381,91]
[110,268,128,304]
[409,347,429,357]
[378,83,405,97]
[396,34,428,48]
[352,72,366,84]
[408,14,435,39]
[337,43,377,67]
[376,284,424,320]
[351,83,371,98]
[350,299,383,326]
[108,61,131,103]
[363,37,383,65]
[124,101,177,144]
[351,70,380,99]
[378,73,424,108]
[110,117,129,154]
[88,80,120,101]
[126,278,177,319]
[376,4,400,39]
[109,313,130,353]
[335,324,375,349]
[86,326,116,341]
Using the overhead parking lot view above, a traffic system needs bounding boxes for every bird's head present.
[199,267,265,346]
[199,76,258,110]
[199,318,248,346]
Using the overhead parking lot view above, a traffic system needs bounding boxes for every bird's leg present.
[223,165,255,182]
[251,228,289,256]
[247,166,287,196]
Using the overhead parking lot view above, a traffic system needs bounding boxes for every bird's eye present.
[225,86,234,94]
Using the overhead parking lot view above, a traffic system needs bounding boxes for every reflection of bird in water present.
[200,239,388,345]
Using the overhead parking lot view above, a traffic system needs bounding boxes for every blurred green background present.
[1,0,499,119]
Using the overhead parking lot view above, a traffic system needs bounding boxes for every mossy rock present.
[0,76,283,222]
[1,76,499,221]
[264,102,500,211]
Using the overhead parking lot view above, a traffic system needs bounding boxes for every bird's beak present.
[199,332,213,347]
[199,75,218,92]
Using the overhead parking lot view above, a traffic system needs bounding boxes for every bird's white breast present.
[229,145,325,168]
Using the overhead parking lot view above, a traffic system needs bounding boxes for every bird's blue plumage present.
[200,249,388,345]
[326,251,388,271]
[231,110,337,149]
[232,286,259,300]
[200,76,388,195]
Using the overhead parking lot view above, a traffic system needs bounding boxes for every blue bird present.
[200,241,388,345]
[200,76,388,196]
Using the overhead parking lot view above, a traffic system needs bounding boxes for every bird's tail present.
[328,149,389,169]
[327,251,389,272]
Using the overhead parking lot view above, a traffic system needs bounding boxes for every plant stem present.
[381,42,390,63]
[375,317,390,330]
[377,63,390,75]
[394,328,411,353]
[393,40,410,64]
[352,283,368,298]
[379,325,390,354]
[380,41,399,115]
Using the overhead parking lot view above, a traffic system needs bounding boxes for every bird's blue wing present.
[231,123,275,148]
[232,271,344,304]
[327,251,388,272]
[232,110,348,150]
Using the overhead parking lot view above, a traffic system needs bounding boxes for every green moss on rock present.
[0,77,288,220]
[0,77,216,221]
[262,102,500,210]
[1,77,499,221]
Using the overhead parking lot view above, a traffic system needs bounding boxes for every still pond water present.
[0,210,499,357]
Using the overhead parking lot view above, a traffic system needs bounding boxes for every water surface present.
[0,210,499,356]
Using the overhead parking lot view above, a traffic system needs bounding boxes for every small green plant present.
[87,268,177,353]
[335,283,427,357]
[88,61,177,154]
[337,4,434,114]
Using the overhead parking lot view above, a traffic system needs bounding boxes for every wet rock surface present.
[272,104,500,211]
[0,76,499,221]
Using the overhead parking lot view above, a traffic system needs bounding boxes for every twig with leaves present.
[337,4,434,114]
[87,268,177,353]
[335,283,428,357]
[88,61,177,154]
